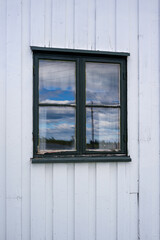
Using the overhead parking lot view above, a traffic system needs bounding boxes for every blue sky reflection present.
[86,62,120,105]
[39,60,75,104]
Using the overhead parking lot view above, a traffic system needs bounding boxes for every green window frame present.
[31,47,131,163]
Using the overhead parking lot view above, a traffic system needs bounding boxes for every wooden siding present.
[0,0,159,239]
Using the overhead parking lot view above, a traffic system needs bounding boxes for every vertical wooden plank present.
[116,0,129,52]
[51,1,68,240]
[127,1,139,239]
[45,165,53,240]
[96,164,117,240]
[75,164,89,240]
[53,165,68,240]
[74,0,88,49]
[21,0,32,239]
[44,0,52,47]
[96,164,111,240]
[31,165,46,240]
[44,1,53,239]
[87,1,96,240]
[74,1,89,240]
[88,0,96,50]
[30,0,46,239]
[88,163,96,240]
[52,0,66,47]
[67,164,75,240]
[30,0,45,46]
[127,0,139,194]
[117,164,130,240]
[0,0,6,239]
[96,0,115,51]
[6,0,22,239]
[139,0,159,239]
[65,1,75,240]
[65,0,74,48]
[116,0,137,239]
[96,1,117,240]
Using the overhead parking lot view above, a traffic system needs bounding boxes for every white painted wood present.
[30,1,46,239]
[127,0,139,194]
[117,164,130,240]
[65,3,75,239]
[31,165,46,240]
[74,0,88,49]
[75,164,89,240]
[52,0,66,47]
[44,0,52,47]
[96,163,117,240]
[44,1,53,239]
[51,2,69,240]
[45,165,53,240]
[87,0,96,50]
[116,0,129,52]
[95,2,117,240]
[53,164,68,240]
[116,0,139,239]
[21,0,32,239]
[74,2,90,240]
[1,0,160,239]
[126,1,139,239]
[139,0,159,239]
[88,164,96,240]
[96,0,115,51]
[65,0,74,48]
[87,2,96,239]
[6,0,22,239]
[30,0,45,46]
[67,164,75,240]
[0,0,6,239]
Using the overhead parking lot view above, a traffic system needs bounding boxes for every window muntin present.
[33,49,128,160]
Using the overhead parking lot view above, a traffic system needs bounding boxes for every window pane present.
[39,60,76,104]
[86,62,120,105]
[38,107,76,153]
[86,108,120,151]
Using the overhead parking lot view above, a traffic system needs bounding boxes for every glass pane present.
[38,107,76,153]
[86,62,120,105]
[86,108,120,151]
[39,60,76,104]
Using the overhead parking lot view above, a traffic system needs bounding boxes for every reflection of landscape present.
[39,137,75,151]
[39,60,75,104]
[86,62,120,105]
[39,107,76,151]
[86,107,120,151]
[86,140,120,150]
[38,60,121,152]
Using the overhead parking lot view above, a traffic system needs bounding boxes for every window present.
[31,47,131,163]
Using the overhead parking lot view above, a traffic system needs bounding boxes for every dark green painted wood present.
[39,103,76,107]
[32,47,130,162]
[31,46,130,57]
[85,104,120,108]
[31,155,131,163]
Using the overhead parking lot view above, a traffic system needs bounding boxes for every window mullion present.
[77,58,86,154]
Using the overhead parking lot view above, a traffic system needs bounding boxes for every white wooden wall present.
[0,0,159,239]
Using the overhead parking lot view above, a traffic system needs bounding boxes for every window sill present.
[31,155,131,163]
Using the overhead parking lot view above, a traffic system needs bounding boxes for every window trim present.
[31,47,131,163]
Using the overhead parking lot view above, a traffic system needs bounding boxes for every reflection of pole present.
[91,101,94,148]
